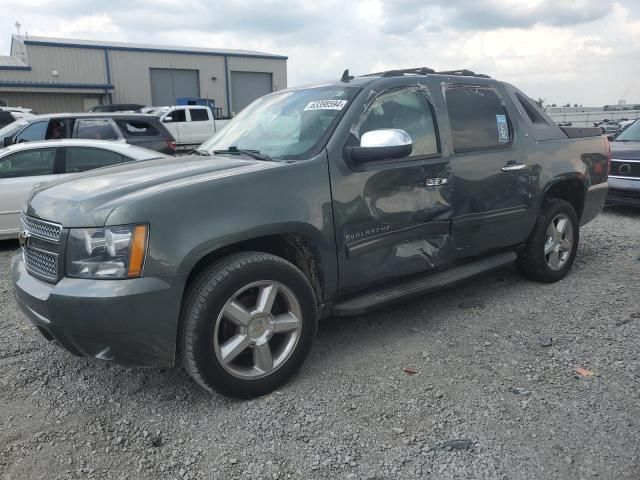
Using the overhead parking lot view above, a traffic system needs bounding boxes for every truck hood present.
[610,141,640,160]
[26,154,280,227]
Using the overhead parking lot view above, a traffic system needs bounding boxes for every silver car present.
[0,139,166,239]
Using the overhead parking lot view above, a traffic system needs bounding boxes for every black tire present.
[180,252,318,398]
[517,198,580,283]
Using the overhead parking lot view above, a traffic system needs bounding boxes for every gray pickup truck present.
[12,67,609,398]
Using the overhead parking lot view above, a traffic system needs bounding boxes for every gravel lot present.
[0,208,639,480]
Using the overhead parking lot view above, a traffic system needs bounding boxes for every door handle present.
[501,162,526,172]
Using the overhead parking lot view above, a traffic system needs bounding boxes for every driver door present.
[328,86,453,295]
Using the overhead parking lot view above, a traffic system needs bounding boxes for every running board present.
[331,251,517,316]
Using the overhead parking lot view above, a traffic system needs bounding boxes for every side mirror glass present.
[3,136,13,147]
[348,129,413,163]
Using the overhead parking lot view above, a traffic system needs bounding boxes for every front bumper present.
[606,177,640,207]
[11,252,185,367]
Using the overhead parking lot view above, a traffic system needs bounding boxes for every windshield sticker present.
[496,114,509,143]
[304,100,348,111]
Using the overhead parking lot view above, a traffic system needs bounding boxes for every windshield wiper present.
[213,146,275,162]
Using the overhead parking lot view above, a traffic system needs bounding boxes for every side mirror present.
[347,129,413,163]
[3,136,13,147]
[607,134,615,141]
[163,116,173,123]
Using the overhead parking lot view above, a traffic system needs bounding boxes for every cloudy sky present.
[1,0,639,106]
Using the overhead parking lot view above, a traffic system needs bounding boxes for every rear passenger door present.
[73,119,121,141]
[445,83,534,258]
[62,147,131,176]
[187,108,215,144]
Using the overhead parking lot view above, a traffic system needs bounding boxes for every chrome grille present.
[23,246,59,282]
[610,159,640,179]
[20,215,63,283]
[21,215,62,242]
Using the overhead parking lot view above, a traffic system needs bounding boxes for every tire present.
[180,252,318,398]
[517,198,580,283]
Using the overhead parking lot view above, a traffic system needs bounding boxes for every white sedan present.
[0,139,167,240]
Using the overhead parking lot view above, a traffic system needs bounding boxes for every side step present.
[331,251,517,316]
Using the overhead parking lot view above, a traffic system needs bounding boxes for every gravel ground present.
[0,207,639,480]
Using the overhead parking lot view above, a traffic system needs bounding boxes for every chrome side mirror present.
[348,129,413,163]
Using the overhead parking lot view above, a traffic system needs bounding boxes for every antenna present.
[341,69,354,82]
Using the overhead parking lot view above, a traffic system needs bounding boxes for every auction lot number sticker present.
[304,100,348,111]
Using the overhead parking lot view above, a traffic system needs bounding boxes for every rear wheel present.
[180,252,317,398]
[518,198,579,283]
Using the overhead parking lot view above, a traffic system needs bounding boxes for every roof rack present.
[359,67,491,79]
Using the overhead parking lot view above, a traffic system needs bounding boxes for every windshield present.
[615,120,640,141]
[200,85,359,160]
[0,120,28,140]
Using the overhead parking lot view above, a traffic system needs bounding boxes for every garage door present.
[150,68,200,106]
[230,71,273,114]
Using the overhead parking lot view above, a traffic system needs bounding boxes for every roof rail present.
[362,67,435,78]
[436,69,491,78]
[359,67,491,79]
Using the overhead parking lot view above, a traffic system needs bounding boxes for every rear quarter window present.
[116,120,160,137]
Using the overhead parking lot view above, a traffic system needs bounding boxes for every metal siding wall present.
[108,50,227,109]
[0,44,106,83]
[0,91,99,113]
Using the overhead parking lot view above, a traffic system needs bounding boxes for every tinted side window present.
[359,89,439,156]
[115,120,160,137]
[15,121,48,142]
[75,119,119,140]
[165,110,186,123]
[0,148,56,178]
[65,147,125,173]
[189,109,209,122]
[445,85,511,152]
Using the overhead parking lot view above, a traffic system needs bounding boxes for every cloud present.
[1,0,639,106]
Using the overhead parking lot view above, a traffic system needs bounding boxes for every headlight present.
[66,224,148,279]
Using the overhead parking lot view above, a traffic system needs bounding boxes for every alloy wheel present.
[213,281,302,380]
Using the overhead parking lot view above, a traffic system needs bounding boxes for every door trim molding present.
[346,220,450,258]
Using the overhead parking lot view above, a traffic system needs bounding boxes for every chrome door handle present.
[501,163,526,172]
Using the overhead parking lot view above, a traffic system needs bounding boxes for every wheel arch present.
[541,175,587,220]
[179,223,332,305]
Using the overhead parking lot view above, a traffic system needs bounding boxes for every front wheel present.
[517,198,580,283]
[180,252,318,398]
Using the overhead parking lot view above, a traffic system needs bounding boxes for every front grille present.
[21,215,63,283]
[23,246,59,282]
[21,215,62,242]
[610,160,640,178]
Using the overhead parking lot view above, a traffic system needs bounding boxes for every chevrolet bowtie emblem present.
[18,229,31,248]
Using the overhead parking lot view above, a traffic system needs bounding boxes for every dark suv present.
[12,68,608,398]
[0,113,176,154]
